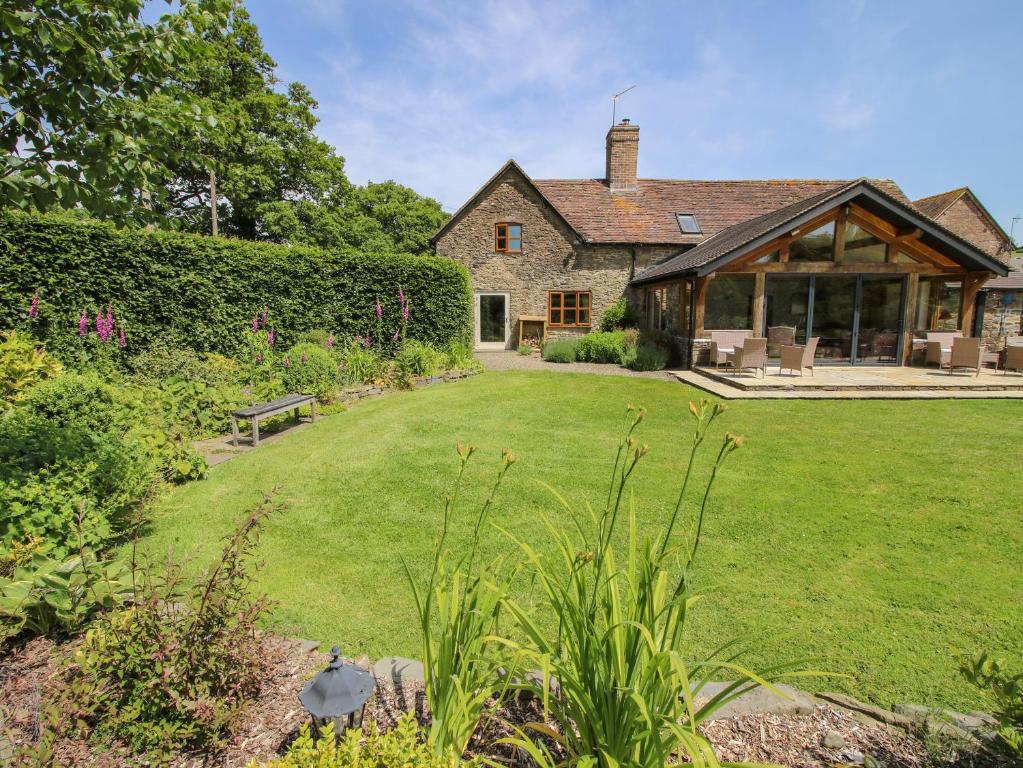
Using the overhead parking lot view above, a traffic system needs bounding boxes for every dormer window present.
[676,213,701,234]
[495,223,522,253]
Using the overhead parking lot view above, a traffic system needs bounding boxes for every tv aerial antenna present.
[611,85,636,125]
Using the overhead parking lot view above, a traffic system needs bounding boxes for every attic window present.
[495,223,522,253]
[676,213,701,234]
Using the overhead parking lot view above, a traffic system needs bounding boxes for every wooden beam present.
[678,280,688,332]
[693,276,708,338]
[894,227,923,243]
[832,206,848,264]
[717,261,961,275]
[752,272,766,337]
[959,271,989,336]
[902,272,919,362]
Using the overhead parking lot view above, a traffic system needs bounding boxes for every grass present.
[139,371,1023,710]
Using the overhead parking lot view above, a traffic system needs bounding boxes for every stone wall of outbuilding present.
[981,289,1022,348]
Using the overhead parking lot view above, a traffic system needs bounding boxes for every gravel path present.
[476,351,676,381]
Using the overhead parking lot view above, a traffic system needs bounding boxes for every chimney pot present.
[605,121,639,193]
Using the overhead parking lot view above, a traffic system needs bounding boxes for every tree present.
[0,0,228,222]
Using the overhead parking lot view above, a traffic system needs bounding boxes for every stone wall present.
[435,169,675,348]
[981,289,1022,347]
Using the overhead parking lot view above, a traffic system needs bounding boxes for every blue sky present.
[224,0,1021,237]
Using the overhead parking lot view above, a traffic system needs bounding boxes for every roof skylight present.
[676,213,702,234]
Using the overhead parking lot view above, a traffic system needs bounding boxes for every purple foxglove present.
[376,300,382,318]
[403,303,410,322]
[393,329,400,342]
[95,312,104,340]
[283,355,291,368]
[267,328,275,347]
[252,316,259,333]
[326,333,334,349]
[118,329,127,348]
[78,310,88,337]
[398,287,405,305]
[364,335,371,349]
[261,308,267,327]
[28,290,39,319]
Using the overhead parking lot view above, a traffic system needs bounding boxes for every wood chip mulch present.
[0,637,998,767]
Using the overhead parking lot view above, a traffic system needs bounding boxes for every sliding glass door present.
[764,274,905,365]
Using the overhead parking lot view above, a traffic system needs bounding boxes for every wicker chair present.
[779,336,820,376]
[725,337,768,378]
[1003,342,1023,375]
[707,330,753,367]
[925,331,962,367]
[946,337,983,376]
[767,326,796,357]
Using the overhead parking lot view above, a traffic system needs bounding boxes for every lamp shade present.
[299,646,376,720]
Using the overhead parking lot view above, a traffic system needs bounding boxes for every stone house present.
[432,121,1013,365]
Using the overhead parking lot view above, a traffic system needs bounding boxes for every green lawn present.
[141,371,1023,710]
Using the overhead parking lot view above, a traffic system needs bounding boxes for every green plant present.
[541,339,578,363]
[294,329,331,347]
[501,403,818,768]
[254,713,463,768]
[597,297,636,332]
[130,341,242,389]
[404,445,518,757]
[156,377,238,438]
[961,652,1023,758]
[0,211,473,361]
[0,541,129,642]
[576,331,627,364]
[444,340,482,372]
[1,331,62,409]
[63,493,281,761]
[339,341,382,385]
[517,343,532,356]
[622,343,668,371]
[395,339,445,381]
[281,343,340,402]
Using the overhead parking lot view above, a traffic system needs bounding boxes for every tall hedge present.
[0,211,472,357]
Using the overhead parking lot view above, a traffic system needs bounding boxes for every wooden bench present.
[231,393,316,447]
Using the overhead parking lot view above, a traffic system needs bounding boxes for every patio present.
[675,364,1023,399]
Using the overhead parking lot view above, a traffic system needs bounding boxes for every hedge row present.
[0,211,472,358]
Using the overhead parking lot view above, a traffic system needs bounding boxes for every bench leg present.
[310,400,316,422]
[293,406,300,422]
[231,417,240,447]
[252,417,260,447]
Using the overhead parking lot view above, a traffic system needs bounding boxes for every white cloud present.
[820,89,875,132]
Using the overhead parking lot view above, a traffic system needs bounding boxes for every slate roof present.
[984,256,1023,290]
[531,178,910,245]
[631,179,1010,284]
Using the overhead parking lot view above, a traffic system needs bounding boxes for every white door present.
[475,292,510,349]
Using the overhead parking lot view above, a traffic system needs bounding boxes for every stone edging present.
[337,368,478,404]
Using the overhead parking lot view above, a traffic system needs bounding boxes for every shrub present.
[576,331,626,364]
[622,343,668,371]
[293,328,330,347]
[395,339,445,380]
[0,211,473,360]
[541,339,578,363]
[63,495,281,761]
[443,340,481,372]
[502,404,814,768]
[597,297,636,332]
[0,545,129,643]
[339,342,382,385]
[281,343,340,402]
[961,652,1023,759]
[1,331,62,409]
[130,340,242,389]
[517,344,532,356]
[0,407,151,555]
[256,713,463,768]
[404,445,518,756]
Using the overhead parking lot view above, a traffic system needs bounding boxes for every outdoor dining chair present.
[946,336,984,376]
[725,337,768,378]
[779,336,820,376]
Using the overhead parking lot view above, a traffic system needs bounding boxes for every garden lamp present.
[299,646,376,737]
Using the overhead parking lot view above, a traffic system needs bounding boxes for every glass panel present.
[915,277,961,332]
[508,238,521,251]
[496,237,507,251]
[564,293,577,308]
[754,250,780,264]
[579,293,590,307]
[579,308,590,325]
[764,276,810,358]
[812,276,856,362]
[843,221,887,264]
[789,221,836,262]
[676,214,701,233]
[550,309,562,325]
[704,275,755,330]
[564,308,577,325]
[479,295,506,343]
[894,250,915,263]
[857,276,903,363]
[508,225,521,237]
[550,293,562,308]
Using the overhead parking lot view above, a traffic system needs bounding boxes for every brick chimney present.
[605,119,639,192]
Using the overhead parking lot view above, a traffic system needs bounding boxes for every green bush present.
[443,340,481,372]
[0,210,473,361]
[1,331,62,409]
[622,343,668,371]
[576,331,626,364]
[339,341,382,385]
[281,343,340,402]
[64,496,280,761]
[256,713,463,768]
[541,339,578,363]
[598,297,636,332]
[293,328,330,347]
[961,653,1023,759]
[517,343,532,356]
[0,407,151,555]
[130,341,242,389]
[155,377,240,439]
[395,339,445,380]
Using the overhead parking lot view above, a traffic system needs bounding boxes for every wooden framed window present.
[548,290,591,327]
[495,223,522,253]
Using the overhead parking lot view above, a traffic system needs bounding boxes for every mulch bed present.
[0,636,996,767]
